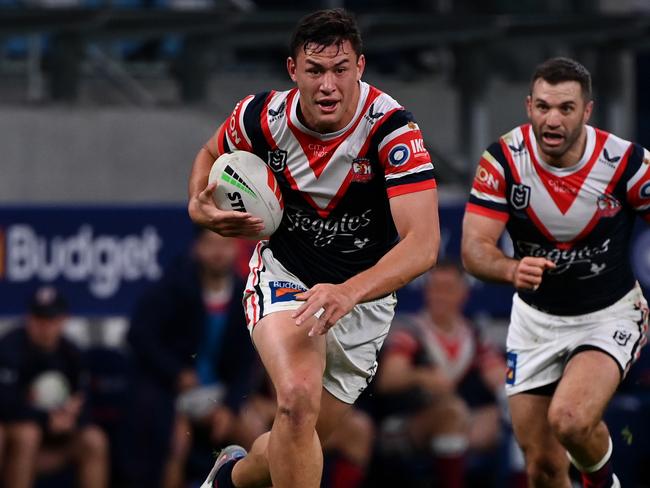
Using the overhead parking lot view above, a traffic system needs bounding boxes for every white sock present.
[431,435,468,456]
[567,436,613,473]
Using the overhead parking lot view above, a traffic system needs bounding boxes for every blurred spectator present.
[369,261,505,487]
[0,286,108,488]
[321,407,376,488]
[124,228,265,488]
[604,341,650,487]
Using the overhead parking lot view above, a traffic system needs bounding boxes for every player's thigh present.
[316,388,355,442]
[509,393,566,466]
[549,349,620,429]
[252,310,326,399]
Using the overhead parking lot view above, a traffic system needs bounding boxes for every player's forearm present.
[188,147,215,200]
[461,239,517,285]
[187,148,217,225]
[344,229,438,304]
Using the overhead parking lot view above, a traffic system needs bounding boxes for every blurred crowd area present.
[0,1,649,488]
[0,233,649,488]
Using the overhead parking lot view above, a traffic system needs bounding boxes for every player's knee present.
[424,395,469,432]
[524,450,568,485]
[275,380,321,429]
[344,411,375,456]
[7,422,42,452]
[346,410,375,443]
[78,425,108,458]
[547,404,594,446]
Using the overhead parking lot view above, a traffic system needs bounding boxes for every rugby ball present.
[30,371,70,410]
[209,151,284,238]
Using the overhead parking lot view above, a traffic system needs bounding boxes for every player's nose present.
[545,108,562,127]
[319,71,336,92]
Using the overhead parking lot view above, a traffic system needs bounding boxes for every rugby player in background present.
[462,57,650,488]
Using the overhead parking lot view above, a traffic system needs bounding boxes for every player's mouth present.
[316,99,339,114]
[542,131,565,147]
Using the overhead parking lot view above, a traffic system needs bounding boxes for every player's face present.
[526,79,593,166]
[193,230,238,279]
[287,40,365,133]
[424,267,468,324]
[26,315,66,351]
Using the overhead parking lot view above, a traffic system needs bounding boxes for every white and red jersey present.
[467,124,650,315]
[217,81,436,287]
[384,314,504,408]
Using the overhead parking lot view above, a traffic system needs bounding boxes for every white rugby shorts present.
[505,283,649,396]
[243,241,397,404]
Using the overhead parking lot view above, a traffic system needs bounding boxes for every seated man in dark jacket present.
[126,228,266,488]
[0,286,108,488]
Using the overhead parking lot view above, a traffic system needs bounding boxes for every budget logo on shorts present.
[510,184,531,210]
[506,351,517,385]
[269,280,306,303]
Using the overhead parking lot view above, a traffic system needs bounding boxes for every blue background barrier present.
[1,204,649,318]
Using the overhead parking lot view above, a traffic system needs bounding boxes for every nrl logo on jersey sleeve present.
[510,183,531,210]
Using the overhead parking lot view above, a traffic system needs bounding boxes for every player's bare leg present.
[4,422,42,488]
[509,393,571,488]
[239,310,327,488]
[231,389,353,487]
[548,350,620,486]
[74,425,109,488]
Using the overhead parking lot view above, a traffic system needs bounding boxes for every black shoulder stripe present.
[243,91,273,156]
[489,140,515,185]
[618,143,646,192]
[370,109,414,148]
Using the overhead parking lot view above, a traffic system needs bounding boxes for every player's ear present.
[583,99,594,124]
[356,54,365,81]
[287,57,297,82]
[525,95,533,119]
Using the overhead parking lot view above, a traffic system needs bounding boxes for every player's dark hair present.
[430,259,465,277]
[289,8,363,60]
[530,57,592,101]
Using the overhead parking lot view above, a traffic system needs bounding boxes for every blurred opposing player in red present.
[374,261,505,487]
[462,57,650,488]
[188,8,439,488]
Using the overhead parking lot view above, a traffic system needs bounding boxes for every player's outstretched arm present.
[294,189,439,336]
[187,124,264,237]
[461,211,554,290]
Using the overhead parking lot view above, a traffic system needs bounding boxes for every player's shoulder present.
[596,126,649,169]
[487,123,532,161]
[233,89,284,113]
[365,82,404,111]
[599,127,645,153]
